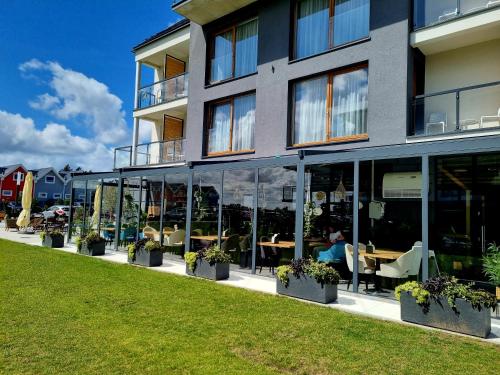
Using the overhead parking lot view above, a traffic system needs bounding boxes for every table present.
[257,241,296,249]
[357,249,404,260]
[191,235,228,242]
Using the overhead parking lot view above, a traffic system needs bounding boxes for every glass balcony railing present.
[114,139,186,169]
[137,72,188,110]
[413,0,500,29]
[172,0,187,7]
[410,81,500,137]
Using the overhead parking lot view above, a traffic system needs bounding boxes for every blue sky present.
[0,0,182,171]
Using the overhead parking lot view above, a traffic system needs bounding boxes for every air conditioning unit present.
[382,172,422,199]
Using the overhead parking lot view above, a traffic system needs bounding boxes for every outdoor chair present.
[102,223,115,245]
[5,218,18,231]
[120,227,137,246]
[425,112,447,135]
[376,244,422,280]
[480,107,500,128]
[345,243,375,291]
[164,229,186,256]
[143,226,160,241]
[29,217,45,232]
[0,211,5,222]
[221,234,240,263]
[239,234,252,268]
[258,236,279,275]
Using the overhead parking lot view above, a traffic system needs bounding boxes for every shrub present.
[76,231,104,252]
[483,243,500,287]
[185,252,197,272]
[396,276,497,312]
[40,229,64,242]
[277,258,340,287]
[127,239,165,262]
[184,245,231,272]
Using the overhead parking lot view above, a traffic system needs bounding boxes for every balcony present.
[410,81,500,138]
[137,73,188,110]
[412,0,500,54]
[114,139,185,169]
[172,0,258,25]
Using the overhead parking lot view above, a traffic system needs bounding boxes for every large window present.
[292,66,368,146]
[206,92,256,155]
[295,0,370,59]
[210,18,258,83]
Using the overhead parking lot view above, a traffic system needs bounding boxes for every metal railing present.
[172,0,187,6]
[114,139,186,169]
[137,72,188,110]
[413,0,500,29]
[410,81,500,137]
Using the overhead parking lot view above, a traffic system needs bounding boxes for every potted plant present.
[184,245,231,280]
[40,229,64,248]
[276,258,340,304]
[396,276,497,338]
[483,243,500,300]
[76,231,106,256]
[128,239,164,267]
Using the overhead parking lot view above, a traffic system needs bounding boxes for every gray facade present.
[33,168,66,204]
[185,0,411,162]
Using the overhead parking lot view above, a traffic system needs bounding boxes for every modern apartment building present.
[70,0,500,296]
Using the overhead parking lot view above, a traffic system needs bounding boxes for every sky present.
[0,0,183,172]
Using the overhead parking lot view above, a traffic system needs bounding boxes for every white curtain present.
[211,31,233,82]
[333,0,370,46]
[296,0,329,59]
[208,103,231,153]
[331,68,368,137]
[235,19,258,77]
[294,76,328,144]
[232,94,256,151]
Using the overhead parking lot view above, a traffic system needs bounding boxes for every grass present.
[0,239,499,375]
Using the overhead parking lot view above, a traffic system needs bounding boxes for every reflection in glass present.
[235,19,258,77]
[99,178,120,249]
[296,0,329,59]
[140,176,163,242]
[211,31,233,82]
[119,177,141,248]
[163,174,188,256]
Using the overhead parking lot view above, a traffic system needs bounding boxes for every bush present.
[277,258,340,287]
[396,276,497,312]
[40,230,64,242]
[184,245,231,272]
[483,243,500,287]
[76,231,104,252]
[128,239,165,262]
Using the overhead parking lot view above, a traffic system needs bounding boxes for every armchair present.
[376,245,422,279]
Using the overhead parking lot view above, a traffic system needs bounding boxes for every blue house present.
[32,168,66,205]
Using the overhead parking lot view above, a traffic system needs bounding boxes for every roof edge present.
[132,18,190,52]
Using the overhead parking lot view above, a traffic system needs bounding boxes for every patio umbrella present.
[90,184,102,230]
[16,172,33,229]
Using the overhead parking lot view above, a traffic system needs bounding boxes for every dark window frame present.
[290,62,369,147]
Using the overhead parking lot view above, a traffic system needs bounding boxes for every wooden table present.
[257,241,296,249]
[191,235,228,242]
[357,249,404,260]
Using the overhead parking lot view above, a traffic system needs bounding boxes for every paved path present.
[0,225,498,344]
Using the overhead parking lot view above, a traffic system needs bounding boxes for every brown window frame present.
[205,92,256,157]
[208,18,258,85]
[291,63,369,147]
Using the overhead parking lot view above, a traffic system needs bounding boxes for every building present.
[69,0,500,297]
[0,164,28,203]
[31,168,66,204]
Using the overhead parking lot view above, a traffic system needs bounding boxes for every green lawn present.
[0,239,499,375]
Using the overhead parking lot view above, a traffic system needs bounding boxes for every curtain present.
[235,19,258,78]
[211,31,233,82]
[331,68,368,137]
[294,76,328,144]
[232,94,256,151]
[208,103,231,153]
[296,0,329,59]
[333,0,370,46]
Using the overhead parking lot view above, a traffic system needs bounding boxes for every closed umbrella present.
[90,184,102,230]
[16,172,33,229]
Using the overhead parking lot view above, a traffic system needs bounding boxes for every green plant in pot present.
[77,231,105,256]
[40,229,65,248]
[483,243,500,300]
[128,239,165,267]
[184,245,231,280]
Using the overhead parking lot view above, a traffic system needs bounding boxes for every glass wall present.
[70,180,87,239]
[163,173,188,256]
[429,153,500,289]
[140,175,164,241]
[222,169,255,268]
[99,178,120,249]
[119,177,141,248]
[256,166,297,276]
[84,180,100,236]
[191,171,222,250]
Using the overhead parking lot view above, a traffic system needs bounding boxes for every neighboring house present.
[31,168,66,205]
[0,164,28,203]
[71,0,500,299]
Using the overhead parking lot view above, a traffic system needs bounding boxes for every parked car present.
[42,205,70,219]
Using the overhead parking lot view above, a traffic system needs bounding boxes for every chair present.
[120,227,137,245]
[345,244,376,291]
[239,235,252,268]
[191,228,203,236]
[29,217,45,232]
[221,234,240,263]
[413,241,440,277]
[258,236,279,275]
[425,112,447,135]
[166,229,186,245]
[0,211,5,222]
[376,245,422,280]
[480,107,500,129]
[5,218,18,231]
[102,223,115,244]
[143,226,160,241]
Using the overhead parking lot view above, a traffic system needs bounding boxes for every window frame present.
[292,0,370,60]
[45,175,56,184]
[12,172,24,182]
[291,63,369,147]
[65,194,72,200]
[2,190,13,197]
[208,17,258,85]
[205,91,256,157]
[38,192,48,199]
[53,193,62,199]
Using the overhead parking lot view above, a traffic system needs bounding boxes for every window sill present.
[289,36,371,65]
[287,134,369,150]
[203,150,255,159]
[205,72,258,89]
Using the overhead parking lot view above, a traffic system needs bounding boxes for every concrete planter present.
[42,235,64,248]
[400,292,491,338]
[186,258,229,280]
[277,274,338,304]
[129,247,163,267]
[79,240,106,256]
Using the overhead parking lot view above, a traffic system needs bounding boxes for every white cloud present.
[0,110,113,171]
[19,59,129,144]
[138,120,153,143]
